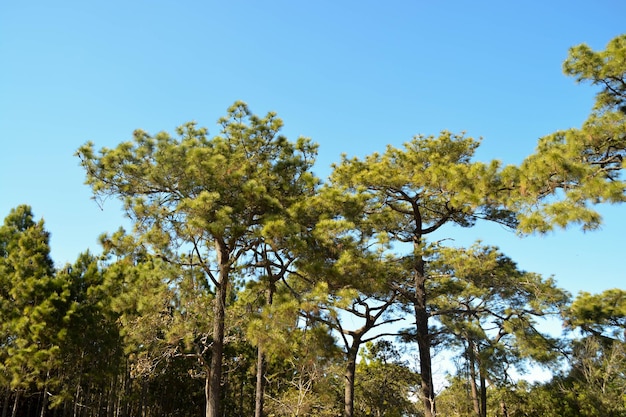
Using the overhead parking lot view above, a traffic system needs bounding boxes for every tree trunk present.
[255,284,274,417]
[107,374,116,417]
[26,396,33,417]
[414,262,436,417]
[344,344,359,417]
[467,341,481,417]
[2,387,10,417]
[239,369,245,416]
[499,400,509,417]
[205,374,211,417]
[73,374,82,417]
[40,387,49,417]
[478,358,487,417]
[207,239,230,417]
[254,345,266,417]
[10,390,20,417]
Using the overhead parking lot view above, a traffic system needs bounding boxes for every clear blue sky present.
[1,0,624,297]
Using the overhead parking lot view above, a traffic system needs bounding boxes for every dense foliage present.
[1,35,625,417]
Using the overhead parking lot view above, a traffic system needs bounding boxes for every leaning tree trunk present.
[10,390,20,417]
[39,375,50,417]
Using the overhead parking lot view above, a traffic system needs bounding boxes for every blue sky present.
[1,0,625,297]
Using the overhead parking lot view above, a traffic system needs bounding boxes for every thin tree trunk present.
[97,390,103,417]
[255,284,274,417]
[62,396,68,417]
[138,384,143,417]
[122,359,131,417]
[11,390,20,417]
[107,375,115,417]
[207,239,230,417]
[73,375,81,417]
[115,374,123,417]
[255,346,266,417]
[27,393,33,417]
[205,375,211,417]
[207,279,226,417]
[344,344,359,417]
[499,400,509,417]
[40,384,50,417]
[84,382,92,417]
[239,370,245,416]
[41,389,50,417]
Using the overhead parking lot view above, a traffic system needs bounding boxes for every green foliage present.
[430,243,569,372]
[329,131,518,417]
[52,252,124,407]
[76,101,318,257]
[563,336,626,417]
[511,337,626,417]
[415,243,569,417]
[515,115,626,232]
[4,35,624,415]
[77,102,320,417]
[566,289,626,341]
[563,34,626,112]
[487,288,626,417]
[239,281,302,362]
[262,321,342,417]
[435,376,479,417]
[0,206,70,392]
[516,34,626,233]
[355,341,422,417]
[331,132,517,238]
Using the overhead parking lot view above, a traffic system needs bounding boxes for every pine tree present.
[76,102,319,417]
[0,205,70,417]
[54,252,125,414]
[429,243,569,417]
[329,133,516,416]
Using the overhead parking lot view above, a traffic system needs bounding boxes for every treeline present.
[1,35,626,417]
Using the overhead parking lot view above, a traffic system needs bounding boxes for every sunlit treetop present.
[563,34,626,113]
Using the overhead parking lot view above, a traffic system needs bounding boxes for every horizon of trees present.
[1,34,625,417]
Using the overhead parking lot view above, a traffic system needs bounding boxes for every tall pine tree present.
[77,102,319,417]
[0,205,71,417]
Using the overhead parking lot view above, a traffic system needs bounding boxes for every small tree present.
[428,243,569,417]
[355,341,422,417]
[53,252,124,414]
[286,183,407,417]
